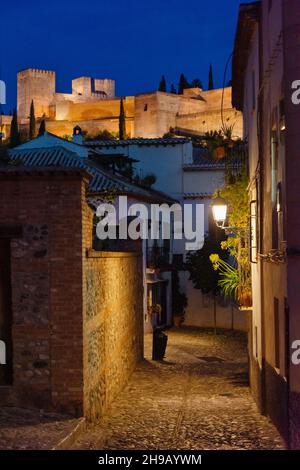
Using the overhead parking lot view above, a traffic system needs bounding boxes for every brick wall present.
[0,168,144,420]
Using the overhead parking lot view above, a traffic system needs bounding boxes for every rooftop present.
[8,146,175,204]
[84,137,191,148]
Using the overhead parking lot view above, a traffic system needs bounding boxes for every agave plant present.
[209,254,239,299]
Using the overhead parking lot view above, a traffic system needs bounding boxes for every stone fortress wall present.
[16,68,242,139]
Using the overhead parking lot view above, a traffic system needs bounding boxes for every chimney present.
[72,125,83,144]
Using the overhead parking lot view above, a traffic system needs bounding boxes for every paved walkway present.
[73,328,285,450]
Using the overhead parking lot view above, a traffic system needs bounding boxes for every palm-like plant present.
[210,254,239,299]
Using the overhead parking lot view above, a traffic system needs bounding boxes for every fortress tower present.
[17,69,55,120]
[72,77,115,98]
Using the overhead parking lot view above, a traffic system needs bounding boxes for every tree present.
[0,145,10,165]
[10,109,20,148]
[208,64,214,90]
[186,235,227,334]
[172,269,188,320]
[29,100,36,140]
[85,129,117,141]
[141,173,157,187]
[178,73,190,94]
[158,75,166,92]
[38,119,46,136]
[170,84,177,94]
[119,98,126,140]
[190,78,203,89]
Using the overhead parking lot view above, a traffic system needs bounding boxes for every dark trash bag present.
[152,328,168,360]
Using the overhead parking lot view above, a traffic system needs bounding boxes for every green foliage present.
[186,235,227,296]
[190,78,203,89]
[158,75,167,92]
[217,172,249,229]
[208,64,214,90]
[0,145,22,166]
[62,134,72,141]
[85,130,118,141]
[119,98,126,140]
[210,254,239,299]
[162,127,175,138]
[178,73,190,94]
[141,173,157,187]
[170,84,177,94]
[9,109,20,148]
[29,100,36,140]
[38,119,46,136]
[210,173,252,305]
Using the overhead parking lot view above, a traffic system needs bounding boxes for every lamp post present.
[211,192,228,228]
[211,192,249,237]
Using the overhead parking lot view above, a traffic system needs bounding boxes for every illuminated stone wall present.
[16,68,242,139]
[83,251,144,421]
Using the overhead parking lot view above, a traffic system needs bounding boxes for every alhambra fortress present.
[15,68,242,138]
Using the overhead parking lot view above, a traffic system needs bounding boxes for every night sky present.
[0,0,245,113]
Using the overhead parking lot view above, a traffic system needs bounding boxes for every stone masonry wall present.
[83,250,144,421]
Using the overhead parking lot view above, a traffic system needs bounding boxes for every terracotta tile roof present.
[85,138,191,147]
[8,146,175,203]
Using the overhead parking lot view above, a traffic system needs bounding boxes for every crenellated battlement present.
[17,69,116,120]
[18,68,55,78]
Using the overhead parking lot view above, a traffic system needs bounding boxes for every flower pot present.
[214,146,226,159]
[237,288,252,308]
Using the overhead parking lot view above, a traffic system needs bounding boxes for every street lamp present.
[211,192,228,228]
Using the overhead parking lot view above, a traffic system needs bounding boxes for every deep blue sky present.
[0,0,244,113]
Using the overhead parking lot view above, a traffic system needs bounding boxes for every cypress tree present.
[119,98,126,140]
[38,119,46,136]
[208,64,214,90]
[29,100,36,140]
[10,109,20,148]
[190,78,203,89]
[178,73,189,94]
[170,84,177,94]
[158,75,166,92]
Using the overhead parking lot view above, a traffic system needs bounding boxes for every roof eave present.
[232,2,260,110]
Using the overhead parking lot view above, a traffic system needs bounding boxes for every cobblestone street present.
[73,328,285,450]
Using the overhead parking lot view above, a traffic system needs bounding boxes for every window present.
[274,297,280,369]
[144,104,148,111]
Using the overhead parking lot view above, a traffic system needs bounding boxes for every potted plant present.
[237,285,252,308]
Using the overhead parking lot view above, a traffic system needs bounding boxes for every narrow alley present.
[73,328,285,450]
